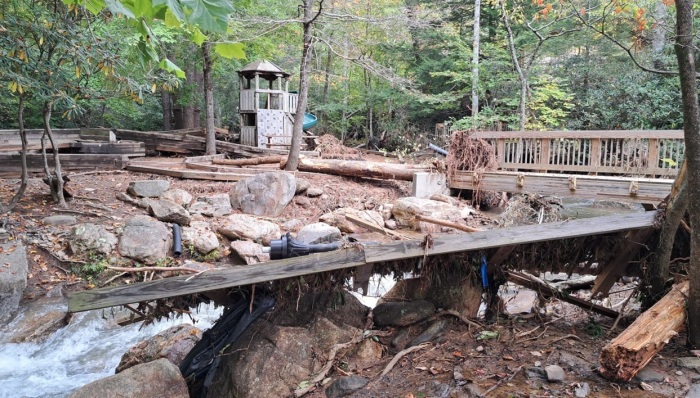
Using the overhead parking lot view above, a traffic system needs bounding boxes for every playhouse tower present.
[237,60,298,149]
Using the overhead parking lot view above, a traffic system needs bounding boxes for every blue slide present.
[303,113,317,131]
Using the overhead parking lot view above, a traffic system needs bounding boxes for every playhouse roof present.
[238,60,290,78]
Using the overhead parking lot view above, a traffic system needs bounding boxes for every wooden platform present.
[68,211,657,312]
[0,153,131,178]
[449,171,673,204]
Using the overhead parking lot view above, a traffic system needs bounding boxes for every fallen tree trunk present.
[415,214,482,233]
[287,157,417,181]
[212,155,285,166]
[598,280,689,381]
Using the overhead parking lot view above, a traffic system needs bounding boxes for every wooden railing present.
[468,130,685,177]
[239,90,298,114]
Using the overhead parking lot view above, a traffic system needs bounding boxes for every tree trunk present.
[649,162,687,298]
[42,101,66,207]
[162,90,172,131]
[203,41,216,155]
[674,0,700,347]
[501,1,527,130]
[651,0,668,69]
[286,157,416,181]
[471,0,481,118]
[285,0,319,171]
[599,281,689,381]
[6,94,28,212]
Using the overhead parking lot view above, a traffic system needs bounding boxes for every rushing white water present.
[0,303,223,398]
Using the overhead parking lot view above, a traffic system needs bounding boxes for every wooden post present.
[590,138,601,173]
[647,138,660,175]
[598,280,689,381]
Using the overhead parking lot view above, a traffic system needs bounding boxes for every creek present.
[0,302,222,398]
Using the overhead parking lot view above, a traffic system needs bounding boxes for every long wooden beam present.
[467,130,684,139]
[68,211,657,313]
[449,171,673,204]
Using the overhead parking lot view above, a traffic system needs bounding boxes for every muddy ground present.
[0,159,696,398]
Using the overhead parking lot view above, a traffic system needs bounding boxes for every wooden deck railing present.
[468,130,685,177]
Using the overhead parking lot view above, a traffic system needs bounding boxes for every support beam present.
[68,211,657,313]
[592,228,655,297]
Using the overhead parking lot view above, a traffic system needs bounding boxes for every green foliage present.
[73,252,107,282]
[526,75,574,130]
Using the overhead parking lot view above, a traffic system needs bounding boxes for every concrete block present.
[412,172,448,198]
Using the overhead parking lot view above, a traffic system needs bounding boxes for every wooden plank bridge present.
[449,130,684,203]
[68,211,657,313]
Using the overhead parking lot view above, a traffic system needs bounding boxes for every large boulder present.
[160,189,193,208]
[230,172,296,217]
[116,324,202,373]
[208,292,367,398]
[118,216,172,264]
[190,193,232,217]
[296,222,342,244]
[0,295,68,343]
[127,180,170,198]
[229,241,269,265]
[69,223,118,256]
[68,358,189,398]
[392,197,463,232]
[181,221,219,255]
[148,199,192,226]
[0,243,27,323]
[218,214,280,244]
[319,208,384,234]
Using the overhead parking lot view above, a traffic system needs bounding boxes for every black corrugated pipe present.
[172,224,182,257]
[429,143,448,156]
[268,233,340,260]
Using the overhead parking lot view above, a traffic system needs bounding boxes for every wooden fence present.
[468,130,685,177]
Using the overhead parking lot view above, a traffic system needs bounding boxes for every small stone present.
[282,219,304,232]
[408,319,448,347]
[116,191,138,204]
[148,199,191,226]
[544,365,565,382]
[534,361,542,367]
[384,219,397,230]
[453,366,465,381]
[306,187,323,197]
[296,222,342,244]
[325,376,369,398]
[160,189,193,208]
[42,215,77,226]
[373,300,436,327]
[294,196,312,209]
[127,180,170,198]
[476,346,484,352]
[676,371,684,376]
[677,357,700,370]
[636,366,666,382]
[574,382,590,397]
[295,179,311,195]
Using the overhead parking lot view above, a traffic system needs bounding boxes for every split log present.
[414,214,482,233]
[212,155,285,166]
[598,280,689,381]
[288,157,417,181]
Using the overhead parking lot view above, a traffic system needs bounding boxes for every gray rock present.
[295,178,311,195]
[69,224,118,256]
[325,376,369,398]
[118,216,172,264]
[1,295,67,343]
[319,208,384,234]
[296,222,342,244]
[686,384,700,398]
[230,241,269,265]
[426,381,451,398]
[0,243,27,323]
[384,219,398,230]
[408,319,448,347]
[218,214,280,244]
[392,197,464,232]
[306,187,323,197]
[294,196,312,209]
[116,324,202,373]
[42,215,77,226]
[282,219,304,232]
[181,221,219,255]
[636,366,666,382]
[544,364,566,382]
[526,367,547,381]
[68,358,188,398]
[190,194,232,217]
[116,192,138,204]
[575,382,590,398]
[160,189,193,208]
[678,357,700,370]
[462,382,485,397]
[127,180,170,198]
[137,197,158,209]
[391,328,412,349]
[230,172,296,217]
[373,300,436,327]
[148,199,191,226]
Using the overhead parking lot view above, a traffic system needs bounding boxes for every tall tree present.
[674,0,700,347]
[471,0,481,119]
[286,0,323,171]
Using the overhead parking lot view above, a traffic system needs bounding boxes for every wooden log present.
[212,155,285,166]
[506,271,619,318]
[598,280,689,381]
[591,227,655,297]
[414,214,482,233]
[292,157,417,181]
[344,213,406,239]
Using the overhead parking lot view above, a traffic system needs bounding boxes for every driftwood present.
[414,214,482,233]
[287,157,417,181]
[598,280,689,381]
[344,213,405,239]
[212,155,285,166]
